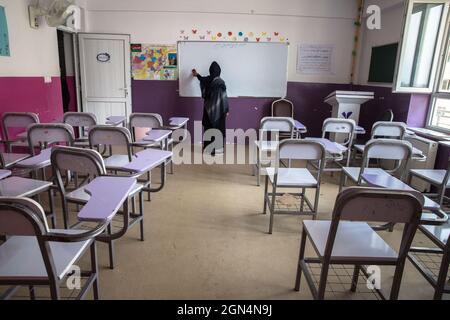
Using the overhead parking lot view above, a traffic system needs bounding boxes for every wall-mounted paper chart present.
[297,44,334,75]
[0,6,10,57]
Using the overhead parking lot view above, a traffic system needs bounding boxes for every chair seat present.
[342,167,386,183]
[0,176,52,197]
[420,222,450,246]
[266,167,317,187]
[132,140,160,148]
[66,182,144,203]
[410,169,450,187]
[103,154,132,170]
[1,152,30,168]
[254,140,279,152]
[0,230,92,281]
[303,220,398,262]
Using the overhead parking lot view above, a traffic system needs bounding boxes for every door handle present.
[119,88,129,97]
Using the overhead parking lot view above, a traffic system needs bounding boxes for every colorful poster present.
[0,6,10,57]
[131,44,177,80]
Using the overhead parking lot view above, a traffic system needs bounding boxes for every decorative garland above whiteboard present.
[178,29,288,43]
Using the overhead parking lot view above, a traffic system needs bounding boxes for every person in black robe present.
[192,61,229,155]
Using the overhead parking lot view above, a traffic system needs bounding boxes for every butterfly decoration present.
[244,37,249,42]
[192,29,197,34]
[199,35,206,40]
[280,37,285,42]
[228,31,233,37]
[274,32,279,36]
[180,30,185,34]
[238,32,243,37]
[256,38,260,42]
[266,37,272,42]
[217,32,222,37]
[183,36,189,40]
[261,32,267,36]
[341,111,353,119]
[206,30,212,35]
[248,32,254,37]
[212,36,217,41]
[232,36,237,41]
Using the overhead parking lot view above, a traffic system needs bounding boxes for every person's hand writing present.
[192,69,198,77]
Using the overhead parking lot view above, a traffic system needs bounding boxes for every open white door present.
[78,33,132,124]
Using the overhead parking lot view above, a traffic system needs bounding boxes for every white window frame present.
[393,0,449,93]
[426,8,450,133]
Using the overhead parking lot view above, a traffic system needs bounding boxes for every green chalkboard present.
[368,43,398,83]
[0,6,10,57]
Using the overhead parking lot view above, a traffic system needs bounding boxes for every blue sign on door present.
[0,6,10,57]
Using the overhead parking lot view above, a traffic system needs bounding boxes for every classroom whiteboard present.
[178,41,288,98]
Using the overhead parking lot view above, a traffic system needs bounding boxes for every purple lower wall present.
[0,77,64,124]
[132,80,414,139]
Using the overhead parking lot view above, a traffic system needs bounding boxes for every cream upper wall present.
[0,0,60,77]
[0,0,367,84]
[85,0,358,83]
[355,0,405,86]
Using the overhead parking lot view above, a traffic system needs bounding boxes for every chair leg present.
[139,192,144,241]
[317,261,331,300]
[61,198,70,230]
[338,170,345,193]
[263,175,269,214]
[48,189,56,229]
[147,171,151,201]
[389,260,406,300]
[169,143,174,174]
[131,196,136,217]
[90,241,100,300]
[257,151,261,186]
[300,187,305,213]
[438,186,446,207]
[433,249,450,300]
[107,224,115,270]
[268,184,276,234]
[313,186,320,220]
[350,265,360,292]
[49,281,60,300]
[28,286,36,300]
[294,230,307,291]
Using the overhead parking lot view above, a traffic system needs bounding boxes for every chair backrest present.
[260,117,295,139]
[379,109,394,122]
[51,146,106,197]
[322,118,355,134]
[89,125,133,159]
[0,197,48,236]
[322,187,423,271]
[278,139,326,161]
[27,123,75,154]
[322,118,355,147]
[275,139,326,183]
[333,187,423,223]
[63,112,97,128]
[359,139,412,181]
[1,112,39,141]
[371,121,406,140]
[51,146,106,178]
[271,99,294,118]
[129,113,163,129]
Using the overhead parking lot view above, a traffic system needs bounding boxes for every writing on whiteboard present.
[297,44,335,75]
